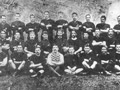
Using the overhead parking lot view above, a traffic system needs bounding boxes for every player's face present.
[71,31,77,37]
[52,45,59,53]
[1,33,6,38]
[42,34,48,39]
[58,13,63,19]
[57,30,63,36]
[15,33,20,40]
[1,16,6,23]
[108,30,114,36]
[101,47,107,53]
[72,14,77,21]
[116,45,120,52]
[95,30,100,36]
[30,33,35,40]
[84,46,90,53]
[86,15,91,22]
[44,12,49,19]
[35,48,41,55]
[15,14,20,21]
[84,33,89,39]
[30,16,35,22]
[101,17,106,23]
[117,17,120,24]
[17,46,23,52]
[69,47,75,55]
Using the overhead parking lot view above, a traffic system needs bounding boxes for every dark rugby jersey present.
[30,53,45,65]
[68,37,82,50]
[55,19,68,37]
[96,23,110,30]
[98,52,112,63]
[82,21,95,32]
[25,39,38,53]
[25,22,40,34]
[40,39,51,52]
[41,19,55,35]
[11,52,27,62]
[11,21,25,38]
[10,39,24,52]
[0,52,6,62]
[0,22,11,37]
[80,51,97,64]
[64,54,79,67]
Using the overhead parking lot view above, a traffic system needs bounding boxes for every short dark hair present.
[101,15,106,20]
[1,15,6,18]
[72,12,78,16]
[30,14,35,18]
[16,13,21,16]
[44,11,49,14]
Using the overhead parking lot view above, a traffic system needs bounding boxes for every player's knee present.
[29,69,34,73]
[39,70,44,74]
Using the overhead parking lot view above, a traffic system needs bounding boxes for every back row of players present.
[1,11,120,77]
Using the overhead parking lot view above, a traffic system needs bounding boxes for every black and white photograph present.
[0,0,120,90]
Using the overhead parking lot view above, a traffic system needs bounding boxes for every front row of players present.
[1,42,120,77]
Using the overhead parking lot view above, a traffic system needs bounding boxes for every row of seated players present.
[0,26,120,58]
[1,40,120,77]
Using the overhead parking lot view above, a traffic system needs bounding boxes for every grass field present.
[1,74,120,90]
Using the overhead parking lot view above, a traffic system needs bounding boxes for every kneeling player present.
[9,44,27,76]
[29,46,45,78]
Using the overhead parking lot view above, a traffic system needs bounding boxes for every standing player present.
[26,14,40,40]
[68,12,82,39]
[96,15,110,33]
[11,13,25,40]
[41,11,55,45]
[55,11,68,39]
[0,15,11,39]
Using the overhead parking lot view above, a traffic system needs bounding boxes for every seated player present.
[64,46,83,75]
[113,44,120,74]
[92,29,106,55]
[29,46,45,78]
[24,32,38,57]
[40,31,51,57]
[81,32,92,48]
[0,31,10,56]
[10,32,24,53]
[105,29,116,53]
[54,30,68,52]
[0,43,8,75]
[47,44,64,76]
[9,44,27,76]
[97,46,113,74]
[68,30,82,54]
[81,45,98,74]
